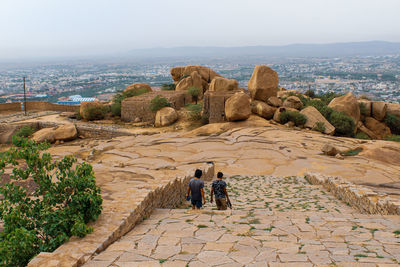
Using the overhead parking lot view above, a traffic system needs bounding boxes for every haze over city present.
[1,0,400,60]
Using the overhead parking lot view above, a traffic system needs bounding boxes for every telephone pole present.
[23,77,27,115]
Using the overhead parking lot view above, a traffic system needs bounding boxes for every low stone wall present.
[0,102,21,112]
[28,162,215,267]
[305,172,400,215]
[26,101,79,112]
[121,91,191,123]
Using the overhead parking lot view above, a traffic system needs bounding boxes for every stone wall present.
[28,163,215,267]
[121,91,191,123]
[25,101,79,112]
[202,90,241,123]
[0,102,21,112]
[305,172,400,215]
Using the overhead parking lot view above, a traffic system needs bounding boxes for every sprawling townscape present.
[1,54,399,104]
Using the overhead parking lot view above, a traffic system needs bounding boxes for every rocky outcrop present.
[248,65,279,102]
[155,107,178,127]
[322,144,339,156]
[53,124,78,141]
[357,121,378,139]
[273,107,298,123]
[208,77,239,92]
[32,128,56,143]
[372,101,387,122]
[358,100,372,117]
[387,102,400,118]
[267,96,282,107]
[300,106,335,135]
[171,65,221,83]
[175,71,203,98]
[250,100,276,120]
[225,93,251,121]
[283,96,303,110]
[328,92,360,125]
[124,83,152,94]
[365,117,391,139]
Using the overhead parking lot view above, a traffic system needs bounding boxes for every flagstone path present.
[83,175,400,267]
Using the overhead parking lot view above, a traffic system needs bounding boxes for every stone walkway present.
[84,176,400,267]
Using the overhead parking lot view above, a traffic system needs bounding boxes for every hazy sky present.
[1,0,400,59]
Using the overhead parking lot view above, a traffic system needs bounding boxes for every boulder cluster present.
[32,123,78,144]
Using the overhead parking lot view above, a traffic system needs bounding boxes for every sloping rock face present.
[155,107,178,127]
[175,71,203,98]
[208,77,239,92]
[387,103,400,118]
[53,124,77,141]
[283,96,303,110]
[251,100,276,120]
[171,65,221,83]
[328,92,360,125]
[248,65,279,102]
[372,101,387,121]
[300,106,335,135]
[267,96,282,107]
[80,101,105,120]
[124,83,152,94]
[32,128,55,143]
[225,93,251,121]
[365,117,391,139]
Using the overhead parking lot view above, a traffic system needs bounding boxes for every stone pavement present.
[84,176,400,267]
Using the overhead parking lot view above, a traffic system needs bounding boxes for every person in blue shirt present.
[186,169,206,209]
[210,172,231,210]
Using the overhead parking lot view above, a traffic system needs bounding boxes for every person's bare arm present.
[186,186,191,198]
[201,188,206,204]
[224,187,230,203]
[210,187,214,203]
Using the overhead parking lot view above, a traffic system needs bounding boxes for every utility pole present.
[23,77,27,115]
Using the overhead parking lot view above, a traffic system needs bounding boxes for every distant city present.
[1,54,399,104]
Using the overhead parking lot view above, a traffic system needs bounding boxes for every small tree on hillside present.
[150,95,171,112]
[188,87,201,104]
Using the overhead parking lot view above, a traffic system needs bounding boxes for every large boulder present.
[328,92,360,125]
[80,101,106,120]
[322,144,339,156]
[208,77,239,92]
[171,65,221,83]
[300,106,335,135]
[267,96,282,107]
[124,83,152,95]
[365,117,391,139]
[176,71,203,97]
[372,101,387,121]
[357,121,378,139]
[283,96,303,110]
[248,65,279,102]
[32,128,55,143]
[387,102,400,118]
[273,107,298,123]
[250,100,276,120]
[225,93,251,121]
[155,107,178,127]
[54,124,77,141]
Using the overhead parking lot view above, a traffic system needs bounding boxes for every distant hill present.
[128,41,400,58]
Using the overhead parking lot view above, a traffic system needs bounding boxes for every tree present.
[188,87,201,104]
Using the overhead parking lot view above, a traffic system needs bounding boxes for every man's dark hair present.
[217,172,223,178]
[194,169,202,178]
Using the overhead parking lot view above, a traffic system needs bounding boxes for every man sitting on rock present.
[186,169,206,210]
[210,172,231,210]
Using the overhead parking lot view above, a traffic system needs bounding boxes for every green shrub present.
[306,99,334,119]
[385,114,400,135]
[186,104,202,121]
[316,91,342,105]
[359,102,369,117]
[0,137,102,266]
[385,135,400,142]
[75,108,82,120]
[161,83,176,91]
[286,92,309,107]
[313,122,326,133]
[124,87,150,97]
[304,89,316,98]
[355,132,371,140]
[188,87,201,104]
[150,95,171,112]
[83,105,108,121]
[279,111,307,127]
[329,111,355,137]
[15,126,35,138]
[341,148,363,156]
